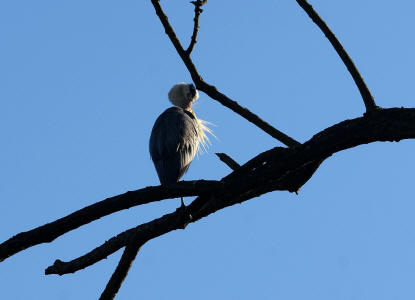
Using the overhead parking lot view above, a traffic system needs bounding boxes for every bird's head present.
[168,83,199,110]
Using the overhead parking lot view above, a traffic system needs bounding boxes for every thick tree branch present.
[0,180,221,263]
[215,153,241,170]
[296,0,378,112]
[99,241,142,300]
[43,108,415,275]
[151,0,300,147]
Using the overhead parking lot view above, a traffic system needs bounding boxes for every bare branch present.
[44,108,415,275]
[186,1,205,54]
[0,180,221,263]
[296,0,378,112]
[215,153,241,170]
[45,206,194,275]
[45,228,128,275]
[200,82,302,147]
[150,0,301,147]
[99,242,142,300]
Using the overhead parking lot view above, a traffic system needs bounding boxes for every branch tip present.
[187,0,206,54]
[215,153,241,170]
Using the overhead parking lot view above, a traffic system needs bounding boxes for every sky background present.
[1,0,415,299]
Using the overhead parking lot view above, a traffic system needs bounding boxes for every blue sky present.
[1,1,415,299]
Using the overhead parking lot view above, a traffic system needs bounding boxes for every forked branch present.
[42,108,415,277]
[0,180,221,263]
[151,0,300,147]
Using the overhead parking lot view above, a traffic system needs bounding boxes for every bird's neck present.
[185,105,196,117]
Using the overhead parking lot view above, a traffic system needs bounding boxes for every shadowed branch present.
[0,180,221,263]
[45,205,195,275]
[43,108,415,276]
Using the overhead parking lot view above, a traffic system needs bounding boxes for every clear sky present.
[1,1,415,299]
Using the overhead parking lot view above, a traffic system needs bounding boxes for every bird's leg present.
[180,196,185,207]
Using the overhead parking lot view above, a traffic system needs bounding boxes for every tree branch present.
[99,241,143,300]
[186,1,205,54]
[215,153,241,170]
[296,0,378,112]
[151,0,301,147]
[43,108,415,275]
[45,206,194,275]
[0,180,221,263]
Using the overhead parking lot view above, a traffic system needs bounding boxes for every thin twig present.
[99,242,142,300]
[296,0,378,112]
[215,153,241,170]
[186,1,204,54]
[150,0,301,147]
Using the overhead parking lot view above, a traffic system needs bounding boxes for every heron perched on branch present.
[149,82,212,207]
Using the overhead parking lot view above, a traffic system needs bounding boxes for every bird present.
[149,82,212,207]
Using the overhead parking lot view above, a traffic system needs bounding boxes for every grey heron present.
[149,83,211,207]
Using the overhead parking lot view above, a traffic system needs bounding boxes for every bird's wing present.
[149,107,200,184]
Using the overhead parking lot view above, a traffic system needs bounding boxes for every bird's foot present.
[177,198,193,228]
[177,205,193,221]
[180,197,192,219]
